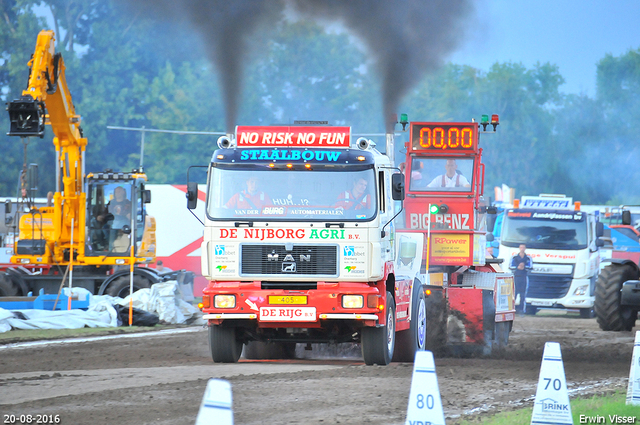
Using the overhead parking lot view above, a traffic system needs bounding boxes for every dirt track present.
[0,312,637,425]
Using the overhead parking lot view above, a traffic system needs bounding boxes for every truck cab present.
[192,125,408,365]
[497,194,603,317]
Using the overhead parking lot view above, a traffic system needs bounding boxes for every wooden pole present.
[68,218,74,310]
[129,207,135,326]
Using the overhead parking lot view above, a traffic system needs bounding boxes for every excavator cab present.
[85,171,153,258]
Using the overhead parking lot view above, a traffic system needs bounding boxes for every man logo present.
[344,246,355,256]
[282,262,297,272]
[215,245,225,255]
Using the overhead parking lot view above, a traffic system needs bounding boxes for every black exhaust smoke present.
[289,0,474,132]
[120,0,474,133]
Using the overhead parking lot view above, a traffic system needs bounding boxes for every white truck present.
[497,194,603,317]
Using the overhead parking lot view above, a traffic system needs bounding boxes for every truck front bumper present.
[527,278,594,309]
[201,280,383,325]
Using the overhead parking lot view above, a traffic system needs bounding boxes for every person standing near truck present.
[510,244,532,314]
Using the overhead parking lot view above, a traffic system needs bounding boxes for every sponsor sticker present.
[259,306,316,321]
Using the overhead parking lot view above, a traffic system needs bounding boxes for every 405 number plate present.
[268,295,307,305]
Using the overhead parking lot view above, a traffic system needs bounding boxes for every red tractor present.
[396,115,515,354]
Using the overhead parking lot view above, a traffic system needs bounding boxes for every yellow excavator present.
[3,30,162,298]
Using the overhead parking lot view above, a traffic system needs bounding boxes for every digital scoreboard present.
[410,122,478,152]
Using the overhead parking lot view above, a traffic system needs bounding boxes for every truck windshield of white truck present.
[501,210,588,250]
[206,168,377,221]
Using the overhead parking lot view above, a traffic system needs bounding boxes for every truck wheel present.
[361,291,395,365]
[494,321,510,348]
[209,325,242,363]
[105,275,152,298]
[0,275,18,296]
[425,289,447,355]
[595,264,638,331]
[394,281,426,362]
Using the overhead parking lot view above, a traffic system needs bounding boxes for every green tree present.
[244,21,382,132]
[592,49,640,203]
[0,0,52,196]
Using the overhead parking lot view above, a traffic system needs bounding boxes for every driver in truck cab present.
[225,176,272,211]
[335,177,371,210]
[426,159,471,189]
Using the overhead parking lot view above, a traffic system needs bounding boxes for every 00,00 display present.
[419,127,473,150]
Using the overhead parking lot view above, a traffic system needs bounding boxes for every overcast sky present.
[448,0,640,97]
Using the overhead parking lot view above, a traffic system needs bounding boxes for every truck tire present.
[425,289,447,355]
[0,275,18,296]
[243,341,296,360]
[361,291,395,365]
[105,275,152,298]
[494,321,510,349]
[209,325,243,363]
[595,264,638,331]
[394,281,426,362]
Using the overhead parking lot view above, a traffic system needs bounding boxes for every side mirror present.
[486,233,495,242]
[5,199,11,214]
[622,210,631,225]
[187,182,198,210]
[391,173,405,201]
[595,221,604,238]
[596,238,605,247]
[142,189,151,204]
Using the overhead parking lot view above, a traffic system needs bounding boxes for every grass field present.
[451,391,638,424]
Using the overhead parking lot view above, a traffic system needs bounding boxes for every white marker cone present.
[627,330,640,405]
[405,350,446,425]
[531,342,573,425]
[195,378,233,425]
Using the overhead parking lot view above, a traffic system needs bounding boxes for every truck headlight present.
[342,295,364,309]
[573,285,588,296]
[214,294,236,309]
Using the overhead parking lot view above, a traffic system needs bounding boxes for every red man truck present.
[188,124,419,365]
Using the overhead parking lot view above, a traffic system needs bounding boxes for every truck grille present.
[240,244,338,276]
[527,274,572,299]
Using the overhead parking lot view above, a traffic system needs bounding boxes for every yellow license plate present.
[268,295,307,305]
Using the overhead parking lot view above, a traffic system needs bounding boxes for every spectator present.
[509,244,533,314]
[156,260,172,273]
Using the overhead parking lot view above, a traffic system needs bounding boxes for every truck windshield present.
[207,167,377,221]
[85,181,142,255]
[409,157,473,192]
[501,211,588,250]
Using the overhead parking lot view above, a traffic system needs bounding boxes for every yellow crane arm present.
[7,30,87,262]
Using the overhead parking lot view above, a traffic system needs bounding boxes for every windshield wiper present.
[326,222,345,228]
[234,221,254,227]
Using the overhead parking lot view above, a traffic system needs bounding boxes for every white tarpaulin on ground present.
[0,281,203,333]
